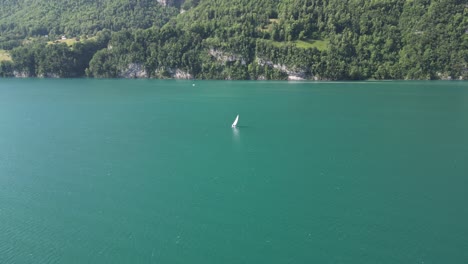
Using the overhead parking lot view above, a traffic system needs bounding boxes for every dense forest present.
[0,0,467,80]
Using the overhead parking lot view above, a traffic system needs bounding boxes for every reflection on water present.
[232,127,240,145]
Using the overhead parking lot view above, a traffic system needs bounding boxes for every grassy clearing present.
[294,39,329,50]
[269,40,284,48]
[267,38,329,51]
[49,36,97,47]
[0,49,12,61]
[23,36,79,47]
[48,38,80,46]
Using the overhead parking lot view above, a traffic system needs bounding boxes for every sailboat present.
[231,114,239,128]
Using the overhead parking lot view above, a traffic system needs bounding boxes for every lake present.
[1,79,467,263]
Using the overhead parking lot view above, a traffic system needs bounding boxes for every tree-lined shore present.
[1,0,467,80]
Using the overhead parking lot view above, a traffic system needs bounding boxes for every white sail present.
[231,114,239,127]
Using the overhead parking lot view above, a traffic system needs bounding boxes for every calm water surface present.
[1,79,468,263]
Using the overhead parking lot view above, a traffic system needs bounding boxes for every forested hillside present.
[1,0,467,80]
[0,0,177,38]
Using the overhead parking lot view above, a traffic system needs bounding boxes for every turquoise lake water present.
[0,79,467,263]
